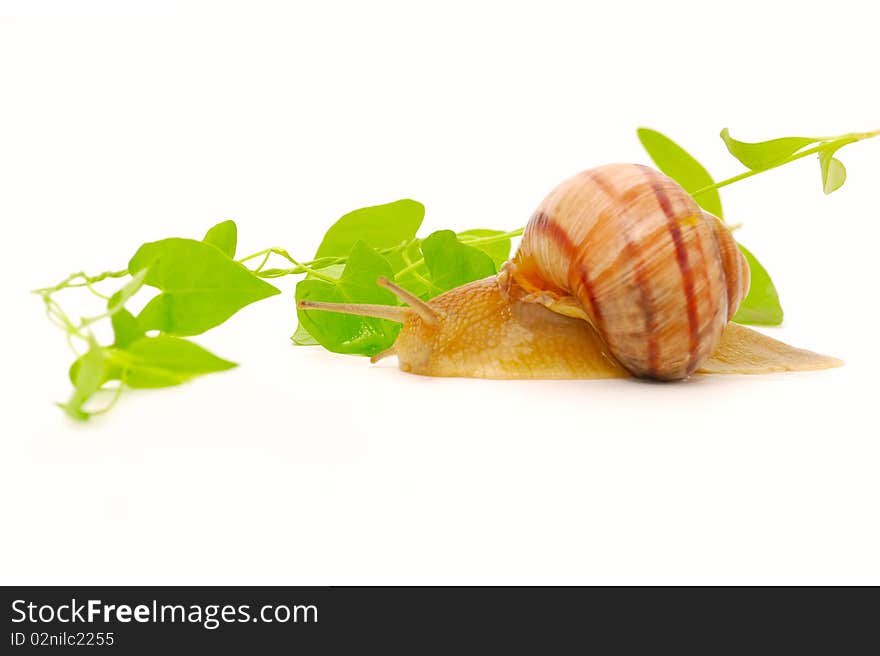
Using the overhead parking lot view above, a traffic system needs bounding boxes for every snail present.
[298,163,841,380]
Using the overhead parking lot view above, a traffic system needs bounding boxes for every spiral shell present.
[509,163,749,380]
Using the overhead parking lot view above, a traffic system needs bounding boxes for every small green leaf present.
[290,322,319,346]
[111,309,144,348]
[819,149,847,194]
[636,127,724,219]
[119,335,237,388]
[129,238,280,336]
[203,220,238,258]
[457,229,512,270]
[732,243,784,326]
[315,199,424,258]
[60,339,107,420]
[720,129,817,171]
[296,242,400,356]
[421,230,496,292]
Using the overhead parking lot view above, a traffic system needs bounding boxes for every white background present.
[1,1,878,585]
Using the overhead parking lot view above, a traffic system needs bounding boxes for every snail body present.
[298,164,840,380]
[389,275,628,378]
[364,275,837,378]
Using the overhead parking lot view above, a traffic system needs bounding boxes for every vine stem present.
[32,230,531,303]
[460,228,525,243]
[32,269,128,295]
[692,144,831,198]
[238,228,526,280]
[691,128,880,199]
[237,247,338,282]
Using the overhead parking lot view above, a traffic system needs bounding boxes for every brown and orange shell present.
[509,163,749,379]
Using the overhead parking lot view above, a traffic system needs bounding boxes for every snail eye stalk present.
[376,276,441,324]
[296,300,409,323]
[296,276,441,325]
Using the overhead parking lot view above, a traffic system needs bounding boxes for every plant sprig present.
[36,126,877,419]
[637,126,879,324]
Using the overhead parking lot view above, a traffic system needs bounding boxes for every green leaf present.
[106,269,148,347]
[290,322,319,346]
[732,243,783,326]
[68,336,236,391]
[457,229,512,270]
[118,335,237,388]
[290,263,346,346]
[106,268,148,313]
[68,352,122,387]
[314,199,424,258]
[819,149,847,194]
[720,129,817,171]
[111,309,144,348]
[203,220,238,258]
[292,201,422,346]
[295,242,400,356]
[60,339,107,421]
[421,230,496,292]
[636,127,724,219]
[129,238,280,336]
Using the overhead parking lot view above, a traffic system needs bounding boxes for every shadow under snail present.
[298,163,841,380]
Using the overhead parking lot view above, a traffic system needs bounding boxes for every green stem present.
[242,228,526,281]
[459,228,525,244]
[691,129,880,199]
[254,251,272,273]
[395,256,428,279]
[237,247,338,282]
[400,248,442,294]
[691,144,829,198]
[32,269,128,295]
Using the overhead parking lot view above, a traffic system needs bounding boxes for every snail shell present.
[508,163,750,379]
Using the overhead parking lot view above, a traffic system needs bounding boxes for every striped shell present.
[509,163,750,380]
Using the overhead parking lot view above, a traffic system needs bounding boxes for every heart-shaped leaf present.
[292,200,424,346]
[129,238,280,336]
[315,199,424,258]
[295,242,400,356]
